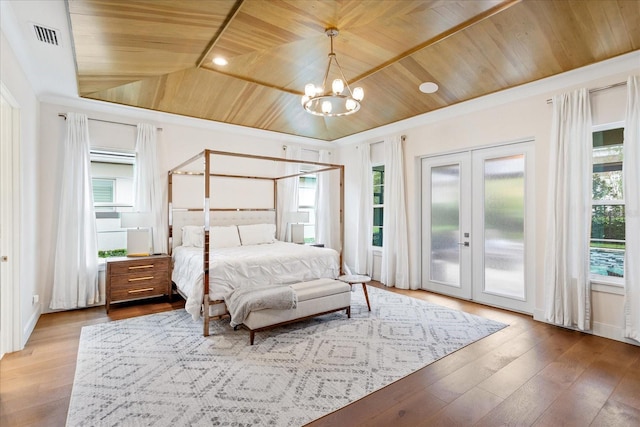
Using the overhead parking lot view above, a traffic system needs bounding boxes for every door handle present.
[457,242,469,247]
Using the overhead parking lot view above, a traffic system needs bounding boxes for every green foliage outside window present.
[98,249,127,258]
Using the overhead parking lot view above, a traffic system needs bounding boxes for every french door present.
[421,142,534,313]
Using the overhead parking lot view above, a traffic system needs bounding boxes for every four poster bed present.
[168,149,344,336]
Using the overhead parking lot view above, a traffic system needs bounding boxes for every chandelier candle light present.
[302,28,364,117]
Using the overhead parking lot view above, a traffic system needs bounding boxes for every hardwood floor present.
[1,284,639,426]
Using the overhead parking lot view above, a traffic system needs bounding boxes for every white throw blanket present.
[226,285,297,327]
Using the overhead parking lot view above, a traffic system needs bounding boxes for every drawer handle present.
[128,287,154,294]
[128,276,154,282]
[128,264,154,270]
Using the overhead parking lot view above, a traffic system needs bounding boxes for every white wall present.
[0,30,40,346]
[336,51,639,344]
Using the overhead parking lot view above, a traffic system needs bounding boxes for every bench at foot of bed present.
[241,278,351,345]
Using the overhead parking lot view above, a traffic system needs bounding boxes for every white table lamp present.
[287,211,309,244]
[121,212,152,256]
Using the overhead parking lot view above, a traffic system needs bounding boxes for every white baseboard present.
[22,303,41,349]
[533,308,639,347]
[592,321,639,346]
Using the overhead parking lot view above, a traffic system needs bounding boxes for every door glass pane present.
[484,155,525,298]
[431,164,460,286]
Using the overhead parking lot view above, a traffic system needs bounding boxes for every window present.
[372,165,384,247]
[591,126,625,279]
[92,179,115,207]
[90,150,135,257]
[298,174,316,243]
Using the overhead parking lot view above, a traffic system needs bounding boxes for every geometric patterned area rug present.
[66,286,506,426]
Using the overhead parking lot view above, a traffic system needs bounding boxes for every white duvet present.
[171,241,340,319]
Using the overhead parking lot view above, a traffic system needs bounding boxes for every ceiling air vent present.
[32,24,60,46]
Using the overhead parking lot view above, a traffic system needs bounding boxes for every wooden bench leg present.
[203,299,210,337]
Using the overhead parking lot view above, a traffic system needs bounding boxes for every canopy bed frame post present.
[167,172,174,307]
[203,150,211,336]
[339,165,344,275]
[168,172,173,254]
[273,179,278,241]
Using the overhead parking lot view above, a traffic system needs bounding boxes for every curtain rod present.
[58,113,163,131]
[546,81,627,104]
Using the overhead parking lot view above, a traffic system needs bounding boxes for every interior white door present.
[0,93,4,356]
[421,142,534,314]
[0,92,9,356]
[421,152,472,299]
[0,86,20,355]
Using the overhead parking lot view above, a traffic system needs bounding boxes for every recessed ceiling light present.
[419,82,439,94]
[213,57,228,66]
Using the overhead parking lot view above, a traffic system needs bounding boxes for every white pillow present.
[238,223,276,245]
[210,225,241,249]
[182,226,204,247]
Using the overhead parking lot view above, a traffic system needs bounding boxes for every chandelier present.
[301,28,364,117]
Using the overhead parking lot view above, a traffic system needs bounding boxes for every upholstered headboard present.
[170,210,276,249]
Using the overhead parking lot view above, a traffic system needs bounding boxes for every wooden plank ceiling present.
[68,0,640,141]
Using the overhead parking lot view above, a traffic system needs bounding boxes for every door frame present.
[1,82,22,357]
[419,138,535,314]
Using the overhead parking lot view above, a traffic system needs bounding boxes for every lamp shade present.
[290,224,305,244]
[120,212,151,229]
[332,78,344,94]
[352,87,364,101]
[286,211,310,223]
[120,212,152,256]
[305,84,316,97]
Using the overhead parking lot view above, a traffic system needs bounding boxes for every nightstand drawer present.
[109,258,169,275]
[110,272,168,290]
[111,284,165,302]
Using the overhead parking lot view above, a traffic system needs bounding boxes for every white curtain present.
[544,89,593,331]
[624,75,640,342]
[277,146,300,241]
[354,144,373,275]
[315,149,336,249]
[381,135,411,288]
[50,113,99,309]
[133,123,167,254]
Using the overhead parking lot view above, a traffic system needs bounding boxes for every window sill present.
[591,275,624,295]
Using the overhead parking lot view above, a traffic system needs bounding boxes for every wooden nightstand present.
[105,254,171,312]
